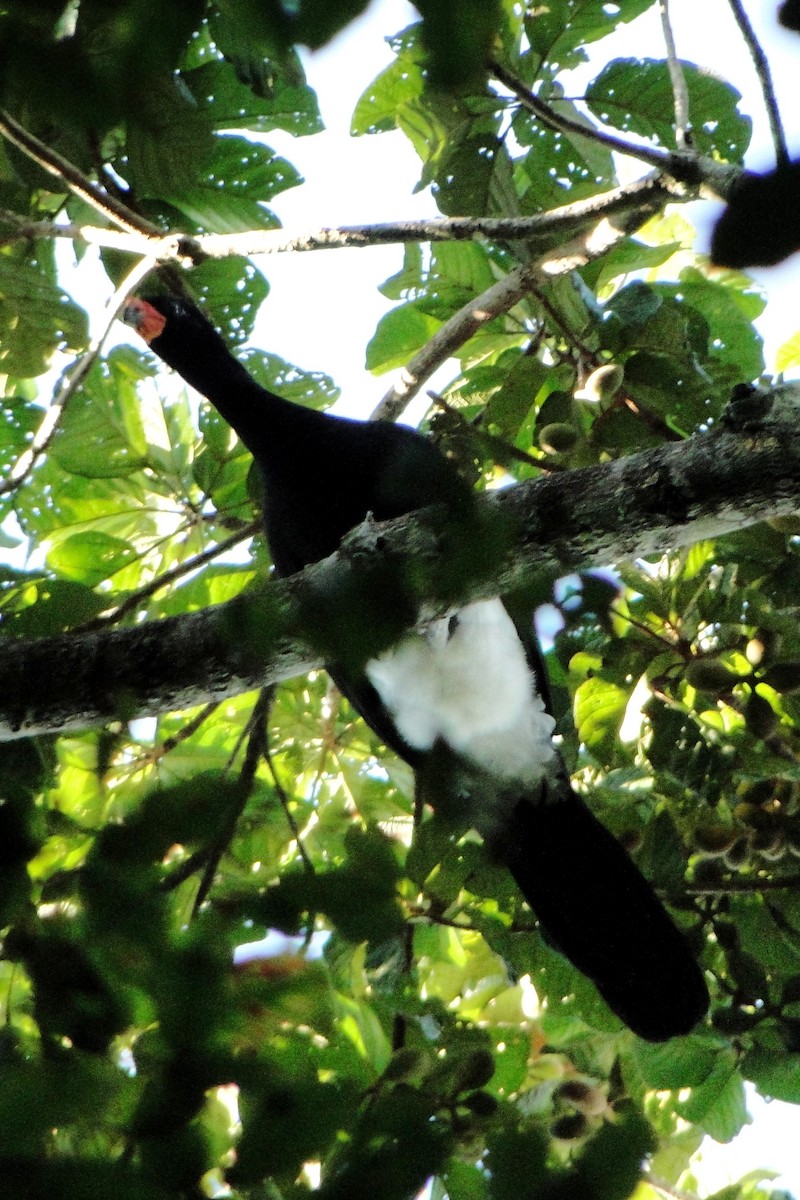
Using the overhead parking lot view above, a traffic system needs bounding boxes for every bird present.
[123,293,709,1042]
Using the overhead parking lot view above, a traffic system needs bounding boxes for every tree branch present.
[1,176,683,264]
[488,57,741,201]
[0,110,162,238]
[726,0,789,167]
[371,177,673,421]
[658,0,691,150]
[1,384,800,741]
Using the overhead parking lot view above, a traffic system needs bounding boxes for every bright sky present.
[250,2,800,1196]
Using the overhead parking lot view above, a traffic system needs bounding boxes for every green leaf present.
[414,0,501,88]
[573,675,627,752]
[677,1051,748,1143]
[46,531,138,587]
[587,58,752,161]
[184,55,322,136]
[434,132,507,217]
[352,50,426,137]
[742,1048,800,1103]
[4,578,109,636]
[634,1034,721,1090]
[124,75,215,197]
[442,1160,489,1200]
[242,349,340,410]
[50,356,150,479]
[572,1112,654,1200]
[636,808,689,892]
[776,330,800,372]
[486,355,551,434]
[525,0,655,69]
[163,134,301,233]
[515,94,616,208]
[658,269,765,380]
[249,827,405,945]
[366,303,442,373]
[0,254,88,378]
[188,256,270,344]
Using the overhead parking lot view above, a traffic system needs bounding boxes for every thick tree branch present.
[1,177,682,263]
[1,384,799,741]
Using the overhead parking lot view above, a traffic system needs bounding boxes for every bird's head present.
[122,295,235,382]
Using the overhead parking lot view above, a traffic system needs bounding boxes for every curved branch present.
[1,383,800,741]
[488,57,740,201]
[489,57,675,172]
[371,177,673,422]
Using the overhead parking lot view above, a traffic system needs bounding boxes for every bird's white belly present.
[365,598,557,782]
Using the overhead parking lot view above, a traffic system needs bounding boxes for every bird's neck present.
[181,352,325,467]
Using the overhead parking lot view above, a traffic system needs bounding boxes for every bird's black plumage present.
[124,294,709,1042]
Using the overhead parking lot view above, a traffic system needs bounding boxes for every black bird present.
[123,294,708,1042]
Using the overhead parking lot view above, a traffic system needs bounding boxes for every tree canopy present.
[1,2,800,1199]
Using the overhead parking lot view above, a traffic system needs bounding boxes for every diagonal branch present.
[489,56,675,172]
[726,0,789,167]
[0,383,799,741]
[488,57,740,201]
[0,110,161,237]
[370,177,673,421]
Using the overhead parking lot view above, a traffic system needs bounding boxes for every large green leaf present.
[163,134,301,233]
[46,531,138,587]
[366,303,442,373]
[184,55,322,136]
[0,254,87,379]
[587,58,752,161]
[525,0,656,70]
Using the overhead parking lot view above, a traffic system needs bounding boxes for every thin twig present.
[658,0,691,150]
[726,0,790,167]
[142,701,220,767]
[0,252,158,498]
[264,741,315,875]
[192,687,274,917]
[72,519,261,632]
[489,57,676,172]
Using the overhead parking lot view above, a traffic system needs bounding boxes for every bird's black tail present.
[496,785,708,1042]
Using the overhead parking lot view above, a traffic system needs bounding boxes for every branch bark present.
[371,178,673,422]
[2,383,799,741]
[1,177,682,263]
